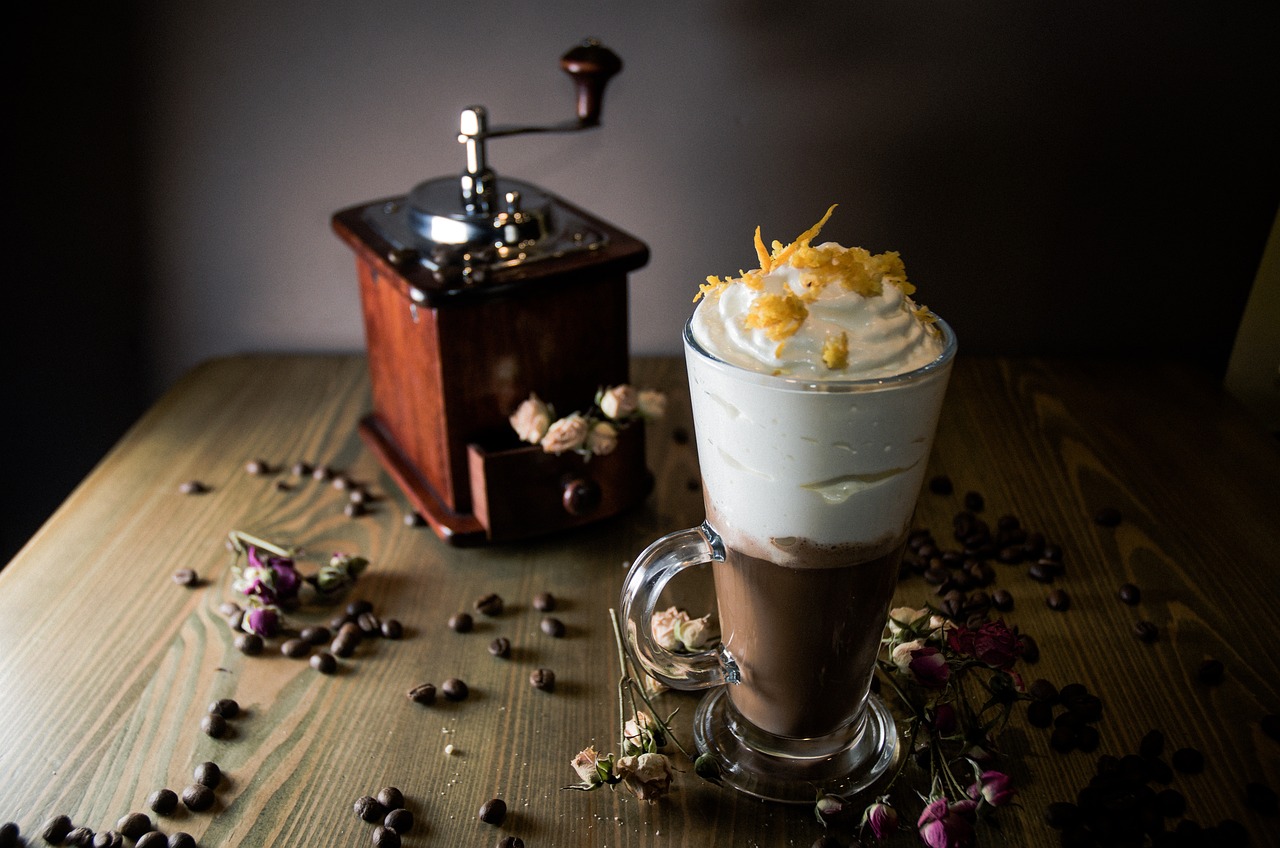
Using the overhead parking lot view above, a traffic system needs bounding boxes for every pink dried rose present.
[615,752,673,801]
[241,603,281,638]
[637,389,667,419]
[891,640,950,689]
[947,619,1025,671]
[510,393,552,444]
[598,385,638,420]
[968,770,1016,807]
[917,797,976,848]
[570,746,614,787]
[539,413,588,455]
[860,799,899,840]
[585,421,618,456]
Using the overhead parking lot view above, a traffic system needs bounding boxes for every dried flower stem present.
[227,530,293,558]
[608,608,694,761]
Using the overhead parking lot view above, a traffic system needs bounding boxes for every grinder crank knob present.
[560,39,622,126]
[561,476,602,516]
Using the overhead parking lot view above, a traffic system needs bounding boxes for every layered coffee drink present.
[620,205,955,801]
[687,205,952,745]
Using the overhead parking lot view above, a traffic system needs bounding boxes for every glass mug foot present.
[693,687,898,804]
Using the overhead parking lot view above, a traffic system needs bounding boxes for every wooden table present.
[1,354,1277,847]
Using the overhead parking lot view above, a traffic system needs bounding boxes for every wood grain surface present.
[0,354,1277,847]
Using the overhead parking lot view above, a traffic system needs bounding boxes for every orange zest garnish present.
[743,292,808,343]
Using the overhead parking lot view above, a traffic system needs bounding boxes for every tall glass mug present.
[620,318,956,803]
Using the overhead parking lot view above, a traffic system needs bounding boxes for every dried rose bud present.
[598,384,639,420]
[540,413,588,455]
[509,393,552,444]
[585,421,618,456]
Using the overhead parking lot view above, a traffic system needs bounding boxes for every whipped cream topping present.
[691,207,942,380]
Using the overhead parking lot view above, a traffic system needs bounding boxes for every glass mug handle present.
[619,521,727,691]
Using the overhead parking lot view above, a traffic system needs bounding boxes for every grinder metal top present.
[358,39,625,297]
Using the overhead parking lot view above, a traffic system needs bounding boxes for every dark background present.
[4,2,1277,563]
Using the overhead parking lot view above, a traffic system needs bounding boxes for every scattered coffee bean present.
[281,638,311,659]
[442,678,469,701]
[1043,801,1082,830]
[1020,634,1040,663]
[171,568,200,586]
[235,632,264,655]
[348,488,368,505]
[478,798,507,825]
[532,591,557,612]
[488,637,511,658]
[1093,506,1122,526]
[245,459,269,475]
[371,825,400,848]
[333,475,352,490]
[219,600,241,617]
[376,787,404,812]
[1117,582,1141,605]
[403,510,424,526]
[541,616,566,637]
[92,831,122,848]
[291,461,311,476]
[1246,781,1278,815]
[226,608,245,631]
[383,808,413,834]
[408,683,437,705]
[331,635,357,658]
[300,626,331,645]
[168,833,196,848]
[311,652,337,674]
[1139,729,1165,759]
[135,832,166,848]
[1262,714,1280,742]
[182,782,215,812]
[354,795,387,823]
[357,612,382,636]
[1133,620,1158,643]
[347,599,373,616]
[0,822,17,848]
[381,619,403,640]
[1027,561,1057,584]
[345,501,366,518]
[148,787,179,815]
[497,838,525,848]
[963,491,985,511]
[990,588,1014,611]
[274,479,293,492]
[1156,787,1187,817]
[1028,678,1059,703]
[1027,700,1054,728]
[1075,724,1100,753]
[209,698,240,718]
[1046,589,1070,611]
[1171,747,1205,774]
[339,621,364,642]
[117,813,152,840]
[529,668,556,691]
[475,593,504,616]
[40,815,73,844]
[200,713,227,739]
[1196,658,1224,685]
[312,465,333,481]
[194,761,222,789]
[449,612,474,633]
[65,827,95,847]
[929,475,953,495]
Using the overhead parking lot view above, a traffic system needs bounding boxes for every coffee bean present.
[135,833,166,848]
[227,609,245,631]
[408,683,437,705]
[1049,725,1076,753]
[245,459,269,475]
[1262,714,1280,742]
[281,638,311,659]
[1133,620,1158,643]
[383,808,413,834]
[1196,658,1224,685]
[182,782,215,812]
[541,616,566,637]
[810,836,841,848]
[338,621,364,642]
[376,787,404,812]
[171,568,199,586]
[148,787,179,814]
[533,591,557,612]
[209,698,240,718]
[354,796,387,823]
[117,813,152,840]
[200,713,227,738]
[1171,747,1205,774]
[312,465,332,481]
[1139,729,1165,759]
[194,761,222,788]
[488,637,511,658]
[300,626,331,645]
[347,599,373,616]
[1046,589,1070,611]
[497,838,525,848]
[449,612,474,633]
[1027,561,1057,583]
[333,475,352,490]
[92,831,122,848]
[1044,801,1082,830]
[65,827,95,847]
[1028,678,1059,703]
[1156,787,1187,817]
[1094,506,1122,527]
[991,588,1014,611]
[235,632,263,655]
[1117,582,1141,605]
[403,510,424,526]
[478,798,507,825]
[311,652,337,674]
[963,491,985,512]
[929,475,953,495]
[529,668,556,691]
[474,593,504,616]
[371,825,400,848]
[1074,724,1100,753]
[40,815,73,844]
[0,822,18,848]
[1246,781,1279,815]
[1027,700,1054,728]
[331,636,357,658]
[168,833,196,848]
[442,678,469,701]
[1021,634,1040,663]
[381,619,403,639]
[357,613,382,637]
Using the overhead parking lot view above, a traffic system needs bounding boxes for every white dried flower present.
[540,413,589,455]
[637,389,668,419]
[510,393,552,444]
[599,384,639,420]
[585,421,618,456]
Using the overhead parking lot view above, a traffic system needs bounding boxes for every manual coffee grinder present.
[333,40,651,545]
